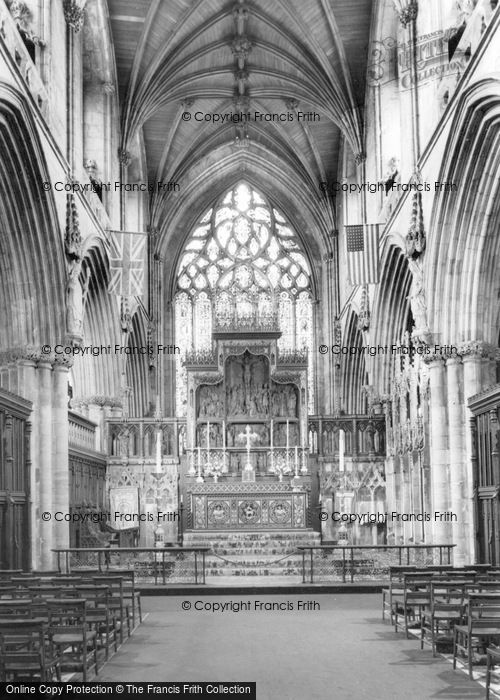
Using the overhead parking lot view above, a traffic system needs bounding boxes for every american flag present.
[345,224,380,285]
[108,231,147,296]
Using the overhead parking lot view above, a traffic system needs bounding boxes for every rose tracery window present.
[174,182,315,415]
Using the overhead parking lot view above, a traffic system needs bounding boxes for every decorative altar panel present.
[189,481,309,530]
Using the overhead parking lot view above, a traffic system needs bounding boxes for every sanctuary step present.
[183,530,320,578]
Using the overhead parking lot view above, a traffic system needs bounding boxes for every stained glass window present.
[174,182,315,415]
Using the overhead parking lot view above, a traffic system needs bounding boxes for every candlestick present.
[156,427,162,471]
[197,445,203,482]
[339,429,345,472]
[206,421,210,469]
[301,448,307,474]
[286,419,289,471]
[294,445,298,476]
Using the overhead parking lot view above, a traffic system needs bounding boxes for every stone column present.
[446,356,467,565]
[426,356,452,544]
[394,0,421,164]
[37,359,53,569]
[53,358,71,557]
[17,356,39,569]
[384,453,397,541]
[461,341,490,562]
[401,454,412,541]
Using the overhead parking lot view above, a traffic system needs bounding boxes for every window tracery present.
[174,183,315,415]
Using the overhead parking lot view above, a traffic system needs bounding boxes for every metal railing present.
[297,544,456,583]
[53,547,210,585]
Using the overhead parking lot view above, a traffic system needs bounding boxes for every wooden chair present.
[420,580,467,656]
[0,600,33,618]
[382,566,416,622]
[0,619,61,682]
[92,577,131,642]
[393,572,432,636]
[93,570,142,626]
[486,645,500,700]
[453,594,500,679]
[10,577,41,589]
[46,598,98,682]
[75,585,118,660]
[0,570,22,580]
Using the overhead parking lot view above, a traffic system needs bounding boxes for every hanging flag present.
[109,487,140,531]
[345,224,380,285]
[108,231,147,296]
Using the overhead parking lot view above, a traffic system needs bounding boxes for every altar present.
[181,301,312,535]
[189,481,309,530]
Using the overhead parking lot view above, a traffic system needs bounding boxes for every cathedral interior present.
[0,1,500,688]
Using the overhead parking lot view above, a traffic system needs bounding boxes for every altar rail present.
[298,544,456,583]
[308,415,386,457]
[52,547,209,585]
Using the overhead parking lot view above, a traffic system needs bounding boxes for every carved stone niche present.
[197,383,224,419]
[225,351,271,419]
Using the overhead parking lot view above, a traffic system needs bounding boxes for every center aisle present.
[99,594,484,700]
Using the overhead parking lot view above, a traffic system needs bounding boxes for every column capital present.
[422,351,446,368]
[458,340,497,360]
[0,346,46,366]
[53,355,74,371]
[393,0,418,28]
[63,0,87,33]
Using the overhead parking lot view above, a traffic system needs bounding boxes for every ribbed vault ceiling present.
[106,0,373,255]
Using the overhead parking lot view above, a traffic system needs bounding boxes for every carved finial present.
[334,317,342,346]
[120,297,132,334]
[65,193,82,260]
[405,190,426,259]
[357,285,370,331]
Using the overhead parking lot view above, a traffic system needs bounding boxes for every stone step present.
[183,530,320,577]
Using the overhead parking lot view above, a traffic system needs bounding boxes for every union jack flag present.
[108,231,147,296]
[345,224,380,285]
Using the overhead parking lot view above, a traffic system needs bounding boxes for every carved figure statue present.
[272,390,281,416]
[243,355,252,393]
[261,384,269,414]
[66,259,84,338]
[407,258,429,337]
